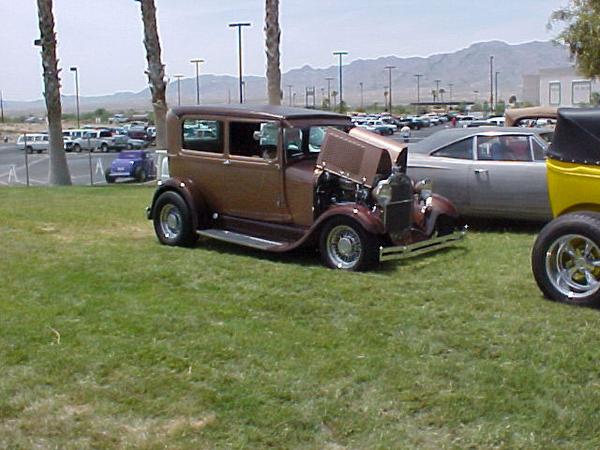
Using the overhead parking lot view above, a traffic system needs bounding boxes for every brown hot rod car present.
[147,105,465,270]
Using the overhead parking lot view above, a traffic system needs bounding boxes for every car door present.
[173,118,228,212]
[468,134,550,220]
[408,137,474,213]
[221,120,291,222]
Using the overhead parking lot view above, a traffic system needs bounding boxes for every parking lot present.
[0,143,159,186]
[0,125,443,187]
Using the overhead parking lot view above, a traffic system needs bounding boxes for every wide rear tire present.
[153,191,198,247]
[532,212,600,307]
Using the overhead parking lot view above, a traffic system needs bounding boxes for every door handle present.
[474,168,488,174]
[222,159,231,165]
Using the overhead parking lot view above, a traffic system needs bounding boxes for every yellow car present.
[532,108,600,306]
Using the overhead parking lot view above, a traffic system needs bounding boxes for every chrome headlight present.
[414,178,432,202]
[372,179,393,207]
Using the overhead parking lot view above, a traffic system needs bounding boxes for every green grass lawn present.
[2,186,600,449]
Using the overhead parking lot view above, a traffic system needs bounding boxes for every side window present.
[477,135,532,161]
[532,138,546,161]
[182,120,223,153]
[433,138,473,159]
[284,128,303,159]
[229,121,279,160]
[99,130,112,138]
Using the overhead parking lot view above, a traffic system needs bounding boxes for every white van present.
[17,134,49,153]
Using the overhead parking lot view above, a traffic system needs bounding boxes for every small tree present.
[37,0,71,185]
[135,0,168,149]
[550,1,600,78]
[265,0,282,105]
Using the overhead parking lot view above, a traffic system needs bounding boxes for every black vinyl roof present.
[549,108,600,165]
[170,104,350,121]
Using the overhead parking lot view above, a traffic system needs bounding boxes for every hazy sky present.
[1,0,566,101]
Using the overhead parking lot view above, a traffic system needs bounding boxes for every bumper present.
[379,226,467,262]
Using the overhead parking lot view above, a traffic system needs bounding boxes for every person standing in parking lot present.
[400,124,411,143]
[451,116,457,127]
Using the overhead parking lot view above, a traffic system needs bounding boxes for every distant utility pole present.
[174,74,184,106]
[489,55,494,112]
[359,82,364,110]
[325,77,334,110]
[0,90,4,123]
[333,51,348,112]
[287,84,293,106]
[385,66,396,113]
[414,73,423,114]
[190,58,205,104]
[229,22,251,104]
[495,71,500,111]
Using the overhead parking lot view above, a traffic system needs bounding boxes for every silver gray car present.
[407,127,553,221]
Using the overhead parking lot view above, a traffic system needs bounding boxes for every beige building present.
[522,66,599,107]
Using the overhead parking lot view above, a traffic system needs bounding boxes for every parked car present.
[407,127,552,221]
[17,134,49,153]
[505,106,557,128]
[105,150,156,183]
[147,105,466,271]
[127,126,149,141]
[72,129,115,152]
[532,108,600,306]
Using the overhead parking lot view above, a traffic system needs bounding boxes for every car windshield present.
[284,125,346,160]
[119,151,141,159]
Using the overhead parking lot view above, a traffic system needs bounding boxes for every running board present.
[197,229,285,251]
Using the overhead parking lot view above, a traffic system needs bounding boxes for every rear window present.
[182,120,223,153]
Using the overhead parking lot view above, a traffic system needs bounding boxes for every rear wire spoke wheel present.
[532,212,600,306]
[319,217,379,271]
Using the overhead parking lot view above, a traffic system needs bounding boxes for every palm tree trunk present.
[37,0,71,185]
[138,0,167,149]
[265,0,281,105]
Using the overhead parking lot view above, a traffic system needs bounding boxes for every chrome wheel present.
[326,225,363,270]
[545,234,600,299]
[159,204,182,240]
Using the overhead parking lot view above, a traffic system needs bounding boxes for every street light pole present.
[69,67,80,128]
[333,51,348,112]
[229,22,251,104]
[414,74,423,114]
[190,58,205,104]
[325,77,334,110]
[489,55,494,112]
[0,90,4,124]
[174,74,184,106]
[384,66,396,113]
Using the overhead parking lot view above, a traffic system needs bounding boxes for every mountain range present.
[5,40,572,115]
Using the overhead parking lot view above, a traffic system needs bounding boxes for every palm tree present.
[135,0,167,149]
[439,88,446,102]
[265,0,281,105]
[36,0,71,185]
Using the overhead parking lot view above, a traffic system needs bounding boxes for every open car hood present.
[316,128,407,188]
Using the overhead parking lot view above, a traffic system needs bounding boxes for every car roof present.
[409,127,547,154]
[170,104,349,121]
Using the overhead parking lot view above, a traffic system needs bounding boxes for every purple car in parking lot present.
[105,150,156,183]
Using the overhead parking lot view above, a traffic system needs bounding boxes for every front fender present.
[422,193,460,236]
[314,204,385,235]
